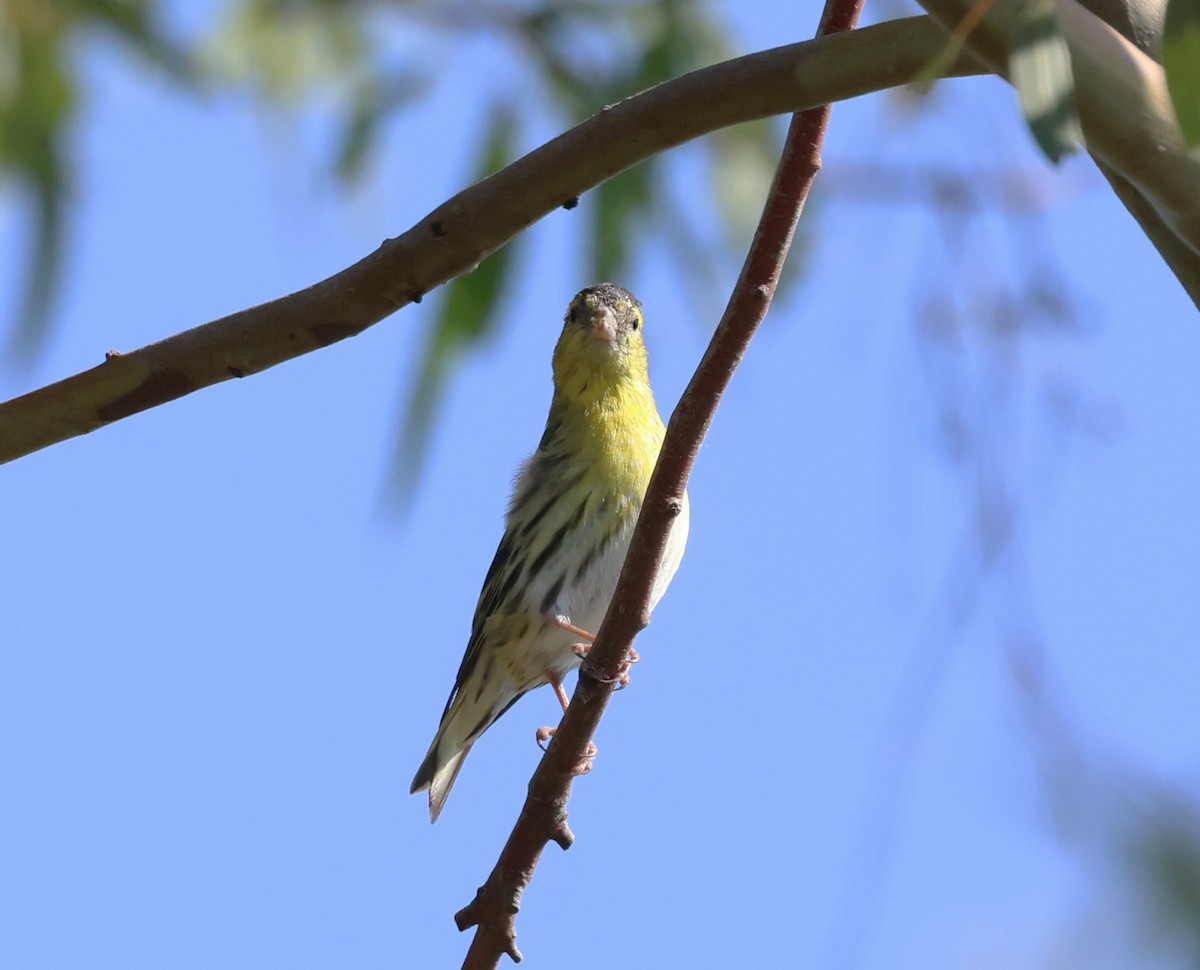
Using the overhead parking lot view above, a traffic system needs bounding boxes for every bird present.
[410,282,690,822]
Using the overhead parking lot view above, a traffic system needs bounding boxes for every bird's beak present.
[585,304,620,342]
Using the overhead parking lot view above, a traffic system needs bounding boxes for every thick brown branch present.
[912,0,1200,305]
[0,17,985,466]
[455,0,863,966]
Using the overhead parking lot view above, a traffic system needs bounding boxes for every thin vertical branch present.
[454,1,865,966]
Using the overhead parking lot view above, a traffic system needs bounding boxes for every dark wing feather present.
[436,438,579,722]
[438,526,523,721]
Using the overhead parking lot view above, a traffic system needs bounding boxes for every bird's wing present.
[436,445,588,719]
[438,524,522,721]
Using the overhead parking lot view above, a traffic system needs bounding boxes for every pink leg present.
[550,615,595,643]
[536,670,571,749]
[548,671,571,713]
[535,669,597,773]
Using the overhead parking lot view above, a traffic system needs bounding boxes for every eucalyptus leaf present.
[68,0,194,83]
[392,106,521,498]
[1165,0,1200,144]
[709,121,780,251]
[590,165,652,284]
[1010,0,1083,163]
[2,0,189,359]
[0,30,72,359]
[336,72,428,183]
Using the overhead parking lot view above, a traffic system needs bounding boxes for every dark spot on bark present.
[311,321,359,346]
[228,365,246,378]
[412,291,424,304]
[431,220,447,237]
[562,196,579,210]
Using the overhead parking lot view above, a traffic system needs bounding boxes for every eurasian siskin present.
[411,283,689,822]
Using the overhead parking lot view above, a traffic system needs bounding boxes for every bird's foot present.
[576,741,598,775]
[571,642,640,689]
[535,725,598,774]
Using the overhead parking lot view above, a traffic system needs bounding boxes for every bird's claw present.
[572,643,640,690]
[615,646,638,690]
[576,742,598,775]
[535,725,598,775]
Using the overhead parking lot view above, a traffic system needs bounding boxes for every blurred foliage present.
[1131,801,1200,962]
[1164,0,1200,144]
[392,103,520,499]
[6,5,1200,966]
[1009,0,1083,164]
[0,0,778,476]
[0,0,191,360]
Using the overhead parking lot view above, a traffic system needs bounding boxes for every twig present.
[0,17,984,466]
[454,0,865,965]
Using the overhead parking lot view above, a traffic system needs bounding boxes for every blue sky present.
[4,3,1200,968]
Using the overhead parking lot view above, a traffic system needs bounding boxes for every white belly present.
[521,491,690,683]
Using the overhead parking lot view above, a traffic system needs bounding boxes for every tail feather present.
[412,685,510,822]
[412,667,526,822]
[411,741,474,823]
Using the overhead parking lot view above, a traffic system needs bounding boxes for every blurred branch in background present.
[3,2,1200,965]
[820,161,1078,211]
[1009,602,1200,967]
[913,0,1200,302]
[817,147,1125,964]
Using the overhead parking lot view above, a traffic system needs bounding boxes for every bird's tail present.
[411,684,515,823]
[410,736,473,824]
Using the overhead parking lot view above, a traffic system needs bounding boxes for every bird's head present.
[552,283,650,396]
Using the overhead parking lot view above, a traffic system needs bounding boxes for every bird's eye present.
[568,305,579,324]
[630,311,641,331]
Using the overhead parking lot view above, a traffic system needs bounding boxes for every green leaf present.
[709,120,780,251]
[335,71,428,183]
[0,1,193,361]
[1010,0,1083,164]
[589,164,652,284]
[204,0,368,102]
[390,105,521,499]
[1165,0,1200,144]
[0,29,74,361]
[9,163,68,362]
[68,0,195,85]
